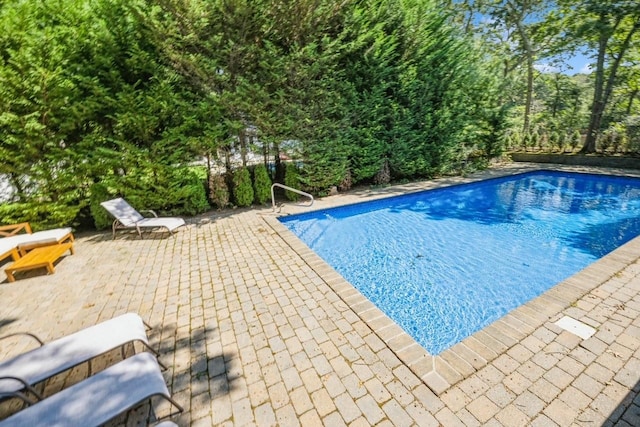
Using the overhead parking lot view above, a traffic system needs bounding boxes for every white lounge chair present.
[0,352,182,427]
[0,223,74,263]
[0,313,164,397]
[100,198,186,239]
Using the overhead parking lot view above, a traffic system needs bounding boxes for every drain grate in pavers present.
[554,316,596,340]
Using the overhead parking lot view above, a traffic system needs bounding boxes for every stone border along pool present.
[263,163,640,394]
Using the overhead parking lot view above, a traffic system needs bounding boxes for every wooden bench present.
[4,243,74,282]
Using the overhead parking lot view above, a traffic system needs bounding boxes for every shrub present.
[530,132,540,151]
[232,167,254,207]
[600,130,612,152]
[284,163,300,201]
[253,164,272,205]
[558,133,568,152]
[503,134,514,151]
[120,168,209,216]
[373,159,391,185]
[511,132,521,149]
[0,201,80,231]
[571,130,582,151]
[548,132,559,152]
[208,173,230,209]
[168,169,210,216]
[625,116,640,154]
[522,133,531,151]
[89,182,113,230]
[338,168,353,192]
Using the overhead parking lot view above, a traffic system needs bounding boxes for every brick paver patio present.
[1,163,640,426]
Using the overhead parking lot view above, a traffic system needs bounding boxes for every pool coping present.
[263,163,640,395]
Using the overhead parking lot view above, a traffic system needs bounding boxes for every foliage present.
[208,173,230,210]
[284,163,301,201]
[571,130,582,151]
[232,167,254,207]
[252,164,272,205]
[625,116,640,153]
[164,169,209,216]
[91,166,209,222]
[0,202,80,232]
[89,183,113,230]
[557,0,640,152]
[1,0,639,229]
[0,0,211,228]
[374,159,391,186]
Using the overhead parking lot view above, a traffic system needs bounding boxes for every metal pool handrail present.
[271,184,314,211]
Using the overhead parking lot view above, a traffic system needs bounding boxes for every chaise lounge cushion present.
[0,352,181,427]
[0,236,21,262]
[0,228,73,263]
[100,198,185,239]
[0,313,153,395]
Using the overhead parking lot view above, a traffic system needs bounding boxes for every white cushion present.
[137,217,186,232]
[0,313,148,395]
[0,228,72,258]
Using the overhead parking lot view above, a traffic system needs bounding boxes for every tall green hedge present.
[284,163,301,201]
[89,183,113,230]
[0,202,81,232]
[0,0,504,226]
[232,167,254,207]
[86,166,209,229]
[253,164,272,205]
[208,173,230,209]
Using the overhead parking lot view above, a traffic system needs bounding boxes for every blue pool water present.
[280,171,640,354]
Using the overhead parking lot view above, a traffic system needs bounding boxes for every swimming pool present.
[280,171,640,354]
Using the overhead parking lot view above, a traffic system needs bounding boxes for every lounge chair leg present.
[156,359,168,371]
[136,341,167,370]
[159,394,184,416]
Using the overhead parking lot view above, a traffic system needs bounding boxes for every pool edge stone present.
[422,370,451,395]
[262,165,640,397]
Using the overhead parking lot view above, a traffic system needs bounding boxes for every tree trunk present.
[515,19,534,135]
[523,56,534,135]
[582,17,608,154]
[239,127,247,166]
[583,14,639,153]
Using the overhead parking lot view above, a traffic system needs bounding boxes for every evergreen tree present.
[253,164,272,205]
[232,167,254,207]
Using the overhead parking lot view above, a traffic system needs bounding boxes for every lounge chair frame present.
[100,198,185,239]
[0,223,74,264]
[0,313,165,398]
[0,352,183,427]
[0,223,32,238]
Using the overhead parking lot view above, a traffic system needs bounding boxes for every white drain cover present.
[554,316,596,340]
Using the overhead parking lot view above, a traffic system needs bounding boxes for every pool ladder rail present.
[271,183,314,212]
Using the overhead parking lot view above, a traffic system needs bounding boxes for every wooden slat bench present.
[4,243,74,282]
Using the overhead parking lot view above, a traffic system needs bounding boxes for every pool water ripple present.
[281,171,640,354]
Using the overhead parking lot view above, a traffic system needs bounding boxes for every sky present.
[535,51,593,76]
[563,53,593,75]
[467,5,595,77]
